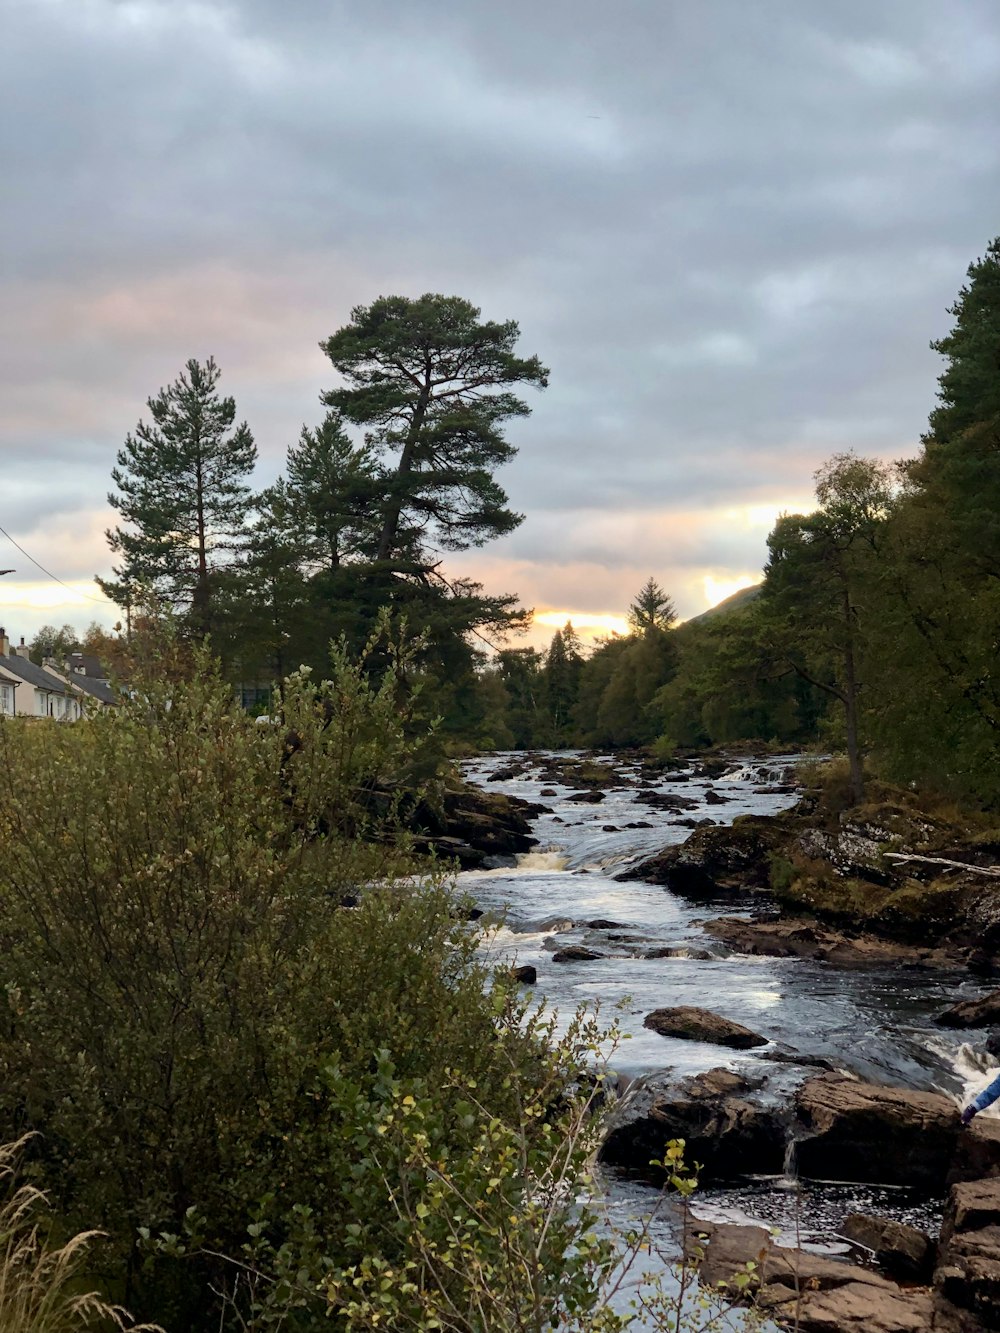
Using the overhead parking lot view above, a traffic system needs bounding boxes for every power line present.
[0,523,112,606]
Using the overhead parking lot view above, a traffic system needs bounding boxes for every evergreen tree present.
[321,293,548,571]
[863,239,1000,799]
[101,358,257,637]
[627,578,677,634]
[759,452,894,804]
[284,411,378,572]
[543,621,585,743]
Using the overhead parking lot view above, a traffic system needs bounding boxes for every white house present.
[0,629,81,719]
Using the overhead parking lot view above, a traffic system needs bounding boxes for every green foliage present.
[321,293,548,561]
[0,625,533,1327]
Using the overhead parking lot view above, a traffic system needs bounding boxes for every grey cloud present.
[2,0,999,616]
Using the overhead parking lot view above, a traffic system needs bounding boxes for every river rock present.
[643,1005,768,1049]
[794,1073,959,1189]
[636,790,701,812]
[643,945,716,960]
[692,1219,937,1331]
[567,790,605,804]
[619,816,786,897]
[512,965,537,984]
[551,945,604,962]
[950,1117,1000,1185]
[840,1212,935,1282]
[599,1067,785,1180]
[703,787,729,804]
[413,785,544,866]
[703,915,959,968]
[936,1178,1000,1327]
[937,990,1000,1029]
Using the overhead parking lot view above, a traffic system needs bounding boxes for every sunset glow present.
[533,610,630,637]
[701,574,761,608]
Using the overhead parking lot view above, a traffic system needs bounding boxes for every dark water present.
[459,750,1000,1271]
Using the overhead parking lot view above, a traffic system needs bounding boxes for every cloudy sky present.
[3,0,999,648]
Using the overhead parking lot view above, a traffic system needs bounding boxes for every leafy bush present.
[0,628,559,1327]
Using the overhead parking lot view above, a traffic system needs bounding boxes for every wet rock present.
[703,787,729,805]
[601,824,620,832]
[643,1005,768,1049]
[551,945,605,962]
[625,820,654,829]
[692,1220,938,1331]
[539,787,558,797]
[636,790,701,812]
[937,990,1000,1029]
[512,964,537,985]
[643,945,715,960]
[517,914,575,933]
[950,1117,1000,1185]
[936,1178,1000,1327]
[487,766,520,781]
[599,1068,785,1180]
[418,785,544,865]
[586,918,625,929]
[620,816,787,897]
[567,790,605,804]
[840,1213,935,1282]
[703,915,960,968]
[795,1073,959,1190]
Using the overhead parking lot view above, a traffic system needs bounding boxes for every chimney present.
[14,637,30,660]
[0,628,6,656]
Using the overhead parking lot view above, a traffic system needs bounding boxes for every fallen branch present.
[884,852,1000,879]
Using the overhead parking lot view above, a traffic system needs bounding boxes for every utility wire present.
[0,523,112,606]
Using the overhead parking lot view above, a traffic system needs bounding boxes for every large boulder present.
[703,915,959,968]
[599,1067,785,1180]
[950,1117,1000,1185]
[794,1073,959,1190]
[936,1179,1000,1328]
[619,816,786,897]
[642,1005,768,1049]
[691,1220,938,1331]
[937,991,1000,1029]
[414,786,545,866]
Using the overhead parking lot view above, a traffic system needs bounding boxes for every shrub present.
[0,629,554,1327]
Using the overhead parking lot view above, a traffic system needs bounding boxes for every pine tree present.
[321,294,548,570]
[627,578,677,634]
[101,357,257,637]
[284,411,378,572]
[759,452,894,804]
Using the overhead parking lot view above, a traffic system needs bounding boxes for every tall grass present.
[0,1137,157,1333]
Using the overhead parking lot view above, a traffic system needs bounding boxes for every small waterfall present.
[923,1032,999,1115]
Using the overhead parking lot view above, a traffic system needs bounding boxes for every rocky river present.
[455,749,1000,1331]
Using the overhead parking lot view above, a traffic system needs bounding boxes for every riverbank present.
[623,764,1000,973]
[456,749,1000,1332]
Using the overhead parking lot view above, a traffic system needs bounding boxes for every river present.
[456,749,998,1316]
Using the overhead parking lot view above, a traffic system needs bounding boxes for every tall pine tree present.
[101,357,257,637]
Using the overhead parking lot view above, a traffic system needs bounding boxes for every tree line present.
[477,237,1000,809]
[98,240,1000,808]
[97,293,547,738]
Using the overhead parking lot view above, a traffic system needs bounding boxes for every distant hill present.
[684,583,761,626]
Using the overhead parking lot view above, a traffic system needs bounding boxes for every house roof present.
[0,654,72,694]
[66,652,108,680]
[70,674,116,706]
